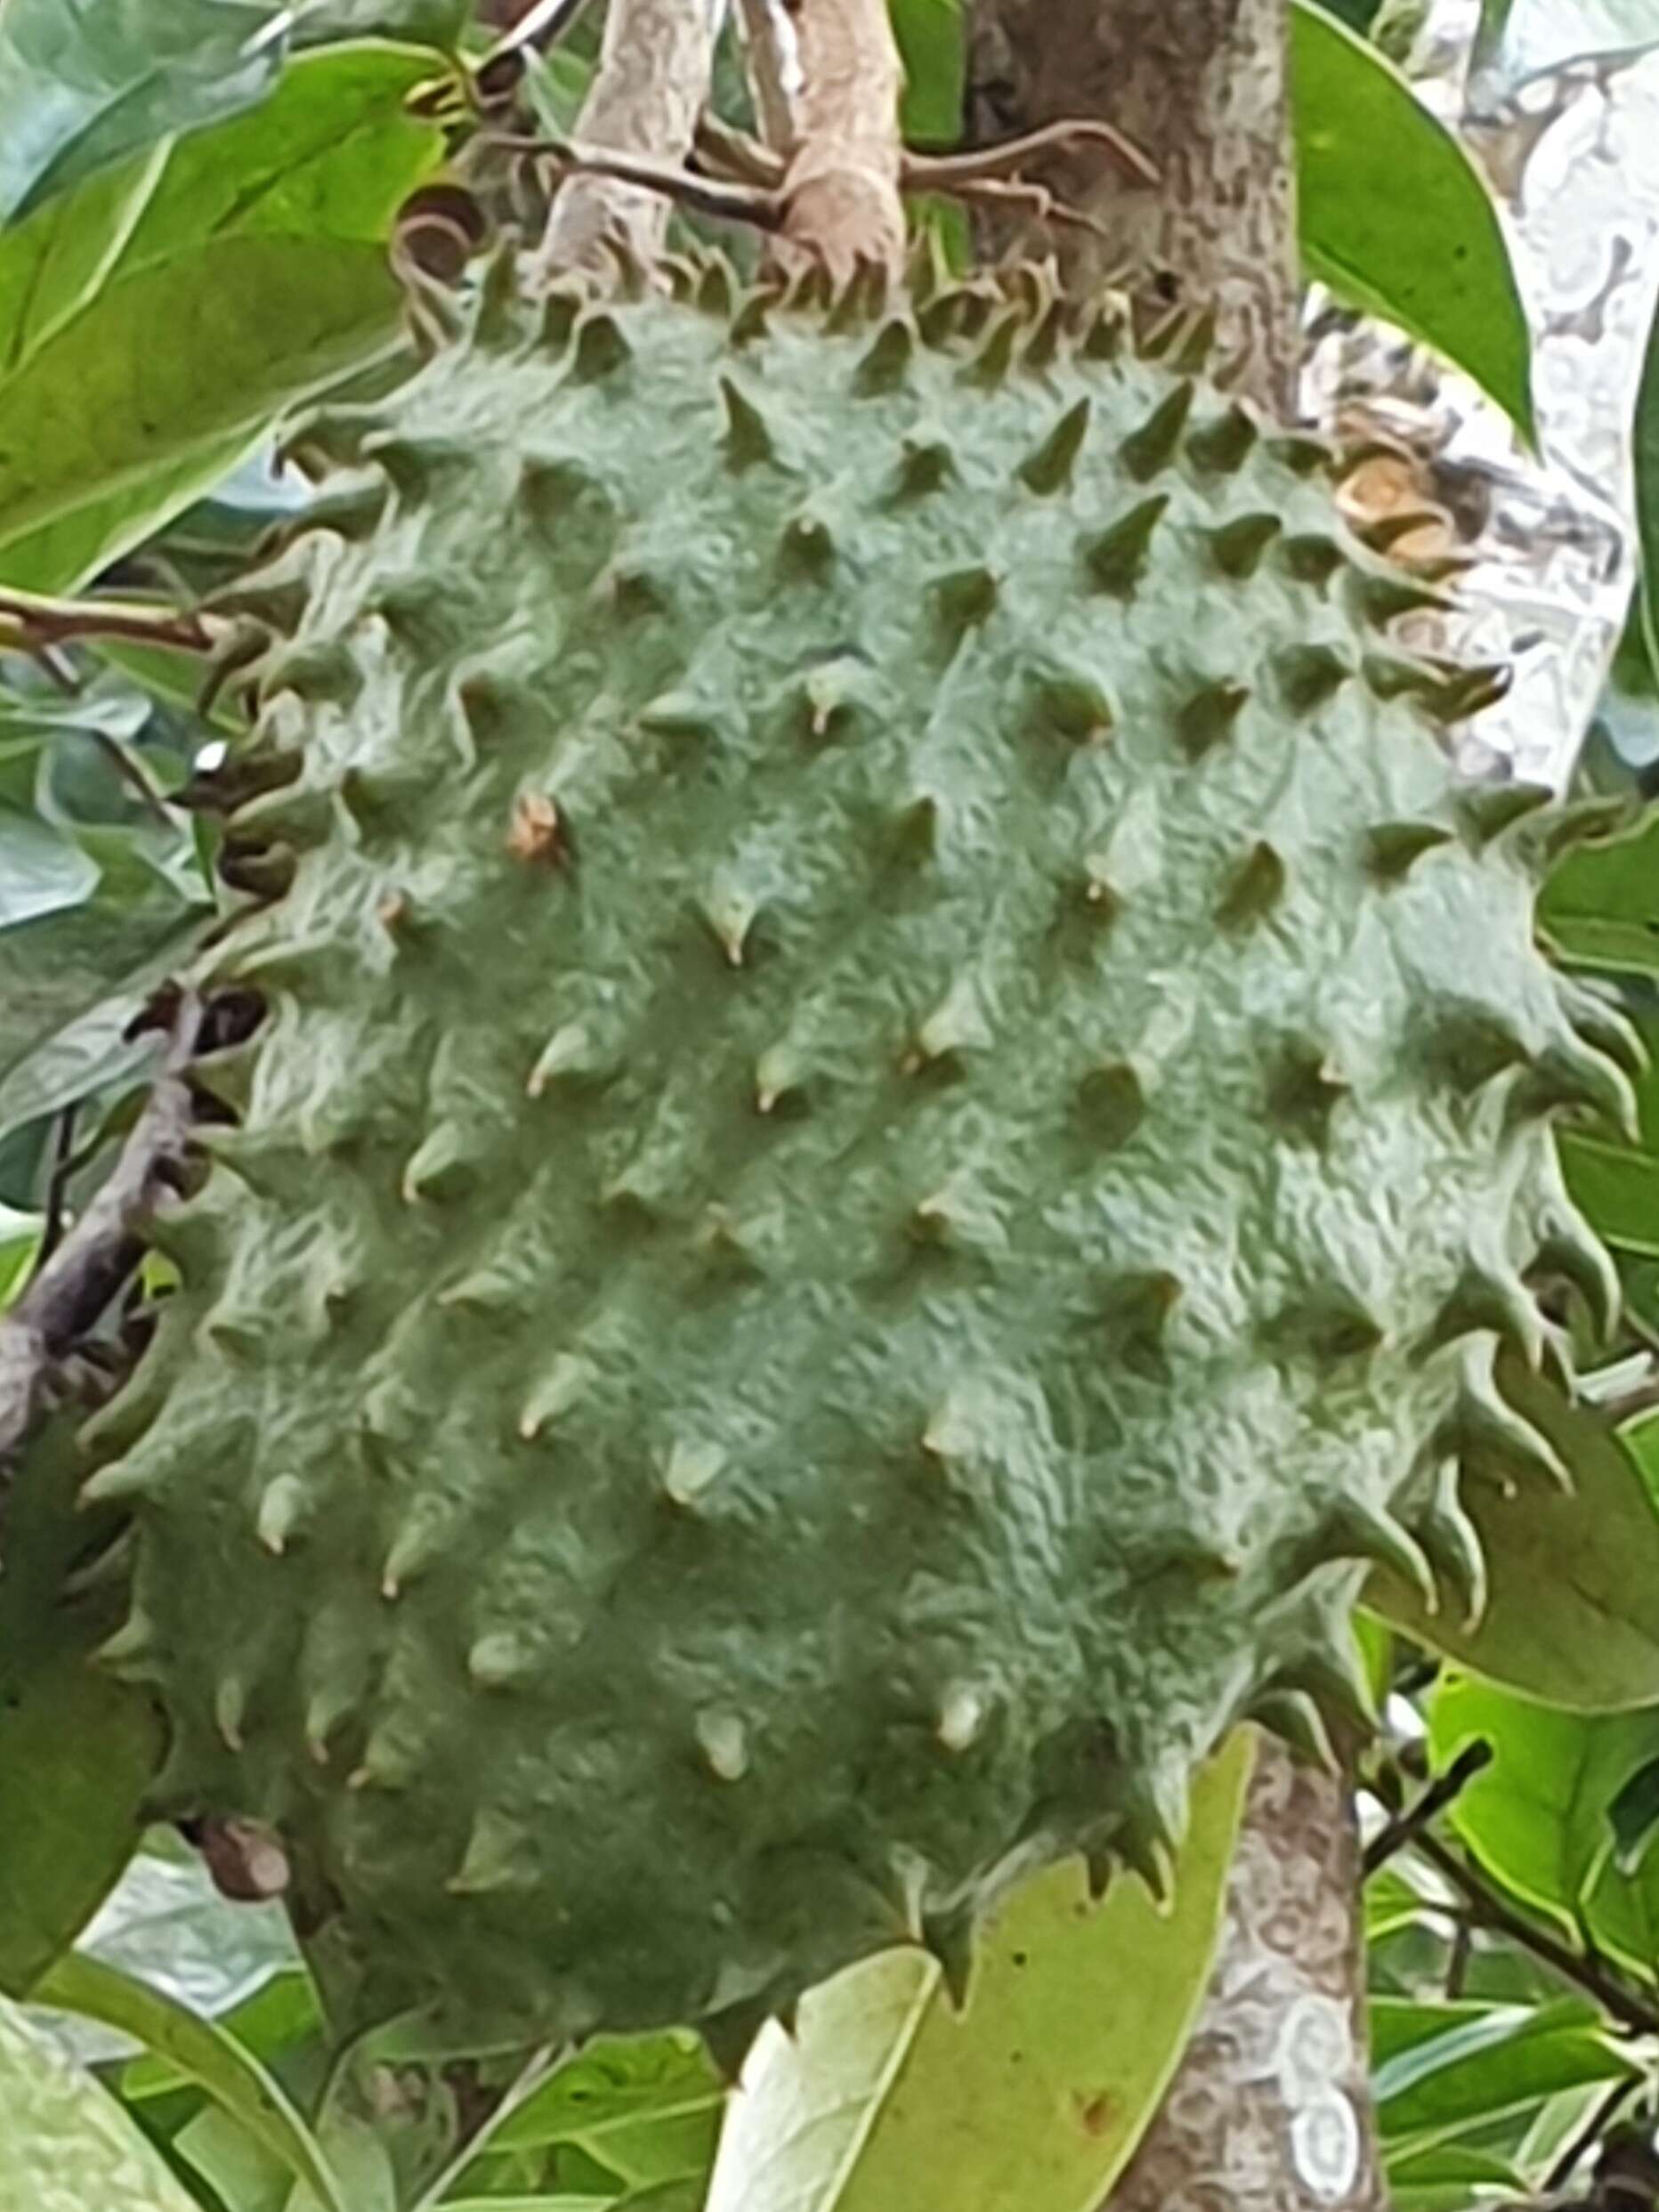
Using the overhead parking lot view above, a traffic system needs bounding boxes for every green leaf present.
[173,2103,291,2212]
[0,43,445,579]
[1606,1751,1659,1873]
[33,1951,349,2212]
[0,1994,204,2212]
[1290,0,1534,435]
[0,0,280,225]
[1364,1370,1659,1710]
[1428,1675,1659,1976]
[120,1969,322,2100]
[1372,1995,1639,2149]
[890,0,966,147]
[1560,1133,1659,1260]
[0,1221,41,1309]
[0,435,260,597]
[0,1414,164,1997]
[1383,2140,1529,2211]
[1539,812,1659,978]
[477,2034,723,2193]
[0,807,99,928]
[704,1730,1252,2212]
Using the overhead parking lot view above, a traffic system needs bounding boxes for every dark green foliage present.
[79,251,1631,2045]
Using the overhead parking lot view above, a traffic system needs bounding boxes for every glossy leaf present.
[1428,1676,1659,1977]
[1291,0,1533,434]
[0,0,279,225]
[73,1833,300,2040]
[0,1995,203,2212]
[705,1730,1251,2212]
[172,2103,291,2212]
[1366,1373,1659,1710]
[1385,2142,1528,2212]
[0,44,444,581]
[1607,1751,1659,1873]
[1372,1995,1639,2146]
[0,1414,163,1997]
[119,1968,321,2100]
[0,436,260,598]
[477,2034,723,2194]
[34,1951,348,2212]
[0,808,99,929]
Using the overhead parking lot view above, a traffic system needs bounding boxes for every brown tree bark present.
[968,0,1299,407]
[966,4,1384,2206]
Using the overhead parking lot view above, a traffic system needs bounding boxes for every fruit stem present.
[766,0,907,279]
[536,0,726,273]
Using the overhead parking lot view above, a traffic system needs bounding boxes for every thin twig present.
[903,117,1158,192]
[0,586,213,656]
[934,175,1108,235]
[86,729,177,828]
[39,1106,80,1266]
[1363,1741,1495,1875]
[1543,2074,1641,2193]
[1411,1828,1659,2038]
[490,132,783,226]
[0,991,204,1502]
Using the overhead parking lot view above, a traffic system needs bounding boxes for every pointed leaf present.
[0,45,445,582]
[1291,0,1533,434]
[0,1994,204,2211]
[706,1731,1251,2212]
[1365,1370,1659,1710]
[1428,1676,1659,1976]
[1538,811,1659,978]
[0,1414,163,1997]
[34,1949,349,2212]
[0,0,279,225]
[1372,1995,1638,2149]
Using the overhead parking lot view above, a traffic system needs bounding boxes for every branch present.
[1362,1741,1494,1874]
[491,133,784,229]
[0,586,213,657]
[534,0,725,278]
[0,990,204,1498]
[1410,1828,1659,2038]
[1543,2077,1641,2195]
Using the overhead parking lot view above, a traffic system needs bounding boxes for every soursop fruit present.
[80,248,1635,2044]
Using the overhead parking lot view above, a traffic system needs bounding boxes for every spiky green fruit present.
[87,255,1630,2045]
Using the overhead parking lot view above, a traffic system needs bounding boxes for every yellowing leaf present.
[706,1730,1252,2212]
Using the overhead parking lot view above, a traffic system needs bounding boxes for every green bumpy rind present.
[83,254,1632,2042]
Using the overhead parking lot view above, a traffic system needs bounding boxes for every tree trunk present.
[965,4,1386,2205]
[967,0,1299,407]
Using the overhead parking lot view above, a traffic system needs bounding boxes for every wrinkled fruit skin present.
[83,255,1633,2045]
